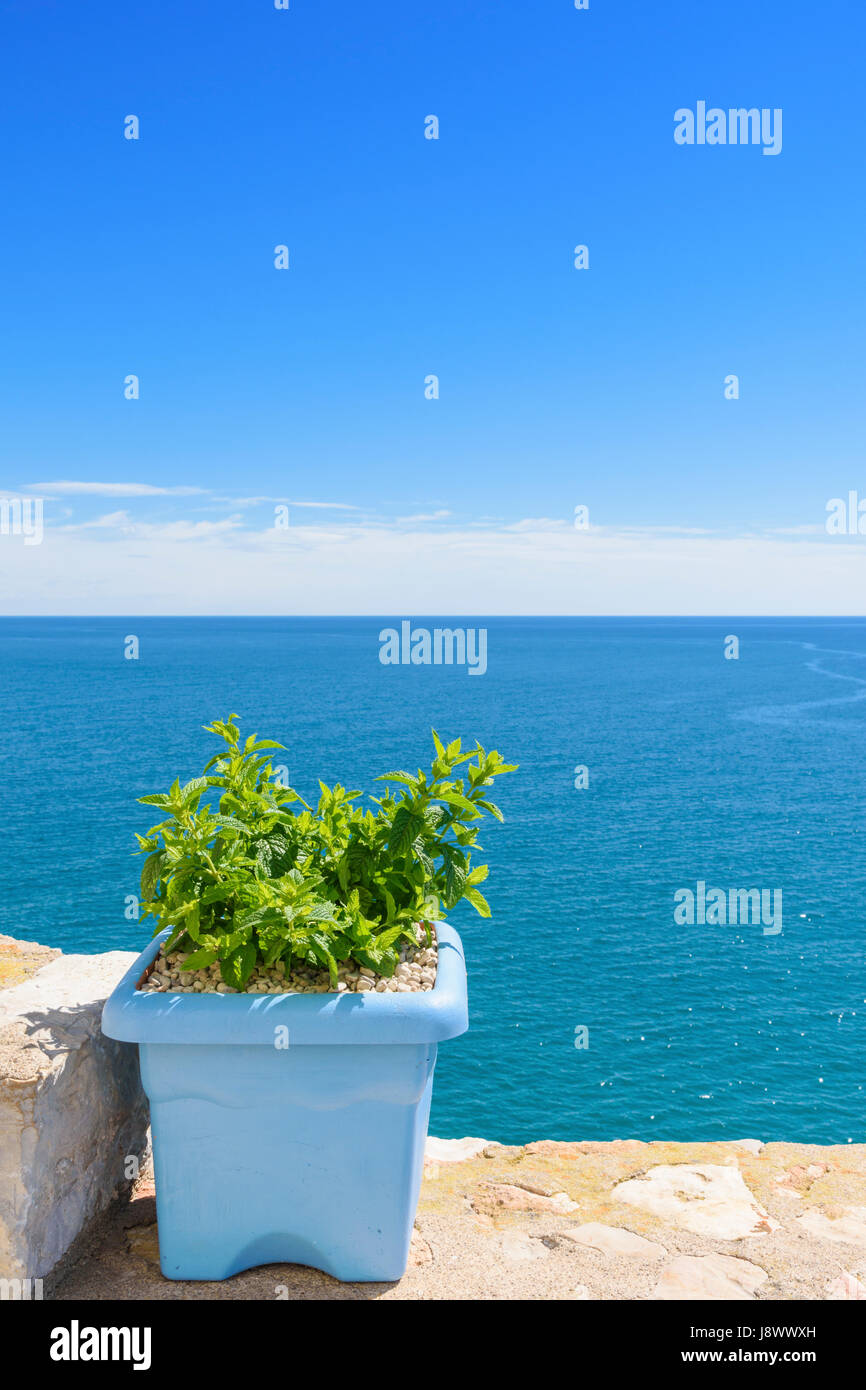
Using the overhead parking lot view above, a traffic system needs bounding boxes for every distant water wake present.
[733,642,866,727]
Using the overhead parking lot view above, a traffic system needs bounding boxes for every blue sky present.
[1,0,864,612]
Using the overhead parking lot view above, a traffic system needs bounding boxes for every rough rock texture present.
[0,933,61,990]
[613,1162,780,1239]
[562,1222,667,1260]
[0,942,148,1284]
[424,1136,489,1163]
[54,1135,866,1301]
[825,1272,866,1300]
[652,1252,769,1300]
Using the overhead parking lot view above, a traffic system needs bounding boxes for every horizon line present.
[0,614,863,623]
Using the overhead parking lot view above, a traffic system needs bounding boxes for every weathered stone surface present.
[653,1253,768,1301]
[424,1136,488,1163]
[472,1182,579,1216]
[732,1139,764,1155]
[407,1231,433,1267]
[614,1163,779,1239]
[525,1139,646,1158]
[497,1230,548,1261]
[51,1136,866,1300]
[0,935,61,990]
[775,1162,829,1191]
[562,1222,667,1260]
[825,1272,866,1300]
[796,1206,866,1245]
[0,945,148,1282]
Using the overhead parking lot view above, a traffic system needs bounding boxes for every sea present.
[1,616,864,1145]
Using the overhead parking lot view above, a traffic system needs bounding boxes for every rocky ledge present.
[0,934,148,1288]
[56,1134,866,1301]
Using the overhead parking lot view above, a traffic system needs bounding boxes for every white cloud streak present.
[210,497,360,510]
[28,481,207,497]
[0,513,862,615]
[396,509,452,523]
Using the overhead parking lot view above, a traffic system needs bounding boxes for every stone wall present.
[0,935,148,1286]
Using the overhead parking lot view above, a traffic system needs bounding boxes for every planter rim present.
[101,921,468,1046]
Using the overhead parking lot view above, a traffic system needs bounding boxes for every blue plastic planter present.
[101,924,468,1283]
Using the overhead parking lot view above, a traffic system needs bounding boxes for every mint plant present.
[136,716,517,990]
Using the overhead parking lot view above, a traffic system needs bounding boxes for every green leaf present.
[389,806,425,855]
[212,815,253,835]
[262,936,287,968]
[140,852,163,903]
[442,857,467,910]
[304,902,337,923]
[220,944,257,989]
[168,899,203,922]
[437,790,481,819]
[374,923,412,953]
[245,736,285,753]
[413,842,434,878]
[161,924,190,954]
[321,949,339,987]
[180,777,209,805]
[199,881,236,905]
[464,886,491,917]
[226,909,271,938]
[253,833,294,877]
[181,945,219,971]
[374,771,419,791]
[184,903,202,942]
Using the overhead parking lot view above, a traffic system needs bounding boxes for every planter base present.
[142,1041,437,1283]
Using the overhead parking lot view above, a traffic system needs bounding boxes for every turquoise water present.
[1,617,864,1144]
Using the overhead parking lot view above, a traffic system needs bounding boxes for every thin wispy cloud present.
[766,524,827,536]
[59,513,244,540]
[396,509,452,523]
[71,510,134,530]
[29,481,207,497]
[506,517,572,532]
[211,496,360,510]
